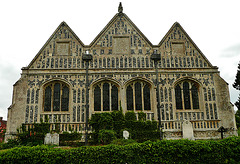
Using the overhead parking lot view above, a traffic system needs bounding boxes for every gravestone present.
[123,130,129,139]
[182,120,194,140]
[44,133,59,145]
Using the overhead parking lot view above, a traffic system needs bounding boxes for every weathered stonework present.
[5,4,237,141]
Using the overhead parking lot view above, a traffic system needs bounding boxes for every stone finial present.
[118,2,123,13]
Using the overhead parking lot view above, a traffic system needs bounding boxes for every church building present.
[6,3,237,140]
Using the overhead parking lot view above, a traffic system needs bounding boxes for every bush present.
[111,138,137,145]
[138,112,146,121]
[125,111,137,121]
[90,111,160,144]
[98,129,117,145]
[59,131,82,146]
[0,137,240,163]
[60,131,82,141]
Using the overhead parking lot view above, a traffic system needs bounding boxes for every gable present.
[27,22,85,69]
[158,22,213,68]
[89,13,153,56]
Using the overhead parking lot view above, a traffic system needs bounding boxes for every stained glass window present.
[93,82,119,111]
[111,85,118,110]
[127,85,133,110]
[103,83,110,111]
[183,82,191,109]
[61,86,69,111]
[53,83,60,111]
[126,81,151,111]
[44,86,52,111]
[175,84,182,109]
[135,82,142,110]
[144,84,151,110]
[191,84,199,109]
[175,81,199,110]
[94,85,101,111]
[44,82,69,112]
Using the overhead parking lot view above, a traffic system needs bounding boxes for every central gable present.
[89,13,153,56]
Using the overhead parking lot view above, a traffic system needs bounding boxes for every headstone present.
[44,133,59,145]
[123,130,129,139]
[182,120,194,140]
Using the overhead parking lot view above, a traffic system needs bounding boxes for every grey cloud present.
[220,43,240,57]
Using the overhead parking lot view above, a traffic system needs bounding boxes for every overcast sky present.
[0,0,239,120]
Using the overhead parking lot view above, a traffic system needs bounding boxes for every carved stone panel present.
[113,36,130,54]
[56,42,70,56]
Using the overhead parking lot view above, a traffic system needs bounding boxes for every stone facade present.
[5,4,237,140]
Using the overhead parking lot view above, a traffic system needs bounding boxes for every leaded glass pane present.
[111,85,118,110]
[191,84,199,109]
[44,86,52,111]
[135,82,142,110]
[127,85,133,110]
[143,84,151,110]
[183,82,191,109]
[94,86,101,111]
[175,85,182,109]
[103,83,110,111]
[61,86,69,111]
[53,83,60,111]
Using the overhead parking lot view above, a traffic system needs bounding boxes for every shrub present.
[98,129,116,145]
[1,137,240,163]
[60,131,82,141]
[125,111,137,121]
[111,138,137,145]
[138,112,146,121]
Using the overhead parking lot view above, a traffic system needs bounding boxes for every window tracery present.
[43,81,69,112]
[175,80,199,110]
[126,80,151,111]
[93,81,119,111]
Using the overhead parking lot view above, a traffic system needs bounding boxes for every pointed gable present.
[89,12,153,56]
[158,22,213,68]
[27,22,85,69]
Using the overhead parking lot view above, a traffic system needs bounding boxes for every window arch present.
[126,80,151,111]
[175,80,199,110]
[93,81,119,111]
[43,81,69,112]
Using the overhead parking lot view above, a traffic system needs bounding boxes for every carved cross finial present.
[118,2,123,13]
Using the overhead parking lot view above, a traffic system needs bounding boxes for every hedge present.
[1,137,240,163]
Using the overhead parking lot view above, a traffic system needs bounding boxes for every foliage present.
[98,129,116,145]
[138,112,146,121]
[125,111,137,121]
[233,62,240,129]
[59,131,83,147]
[60,131,82,141]
[236,109,240,129]
[1,137,240,163]
[90,111,159,144]
[0,139,21,150]
[111,138,137,145]
[0,126,6,142]
[233,62,240,91]
[89,113,114,132]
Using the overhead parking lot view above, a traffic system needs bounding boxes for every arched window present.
[126,80,151,111]
[93,81,119,111]
[175,81,199,110]
[43,82,69,112]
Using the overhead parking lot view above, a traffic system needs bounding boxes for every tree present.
[233,62,240,128]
